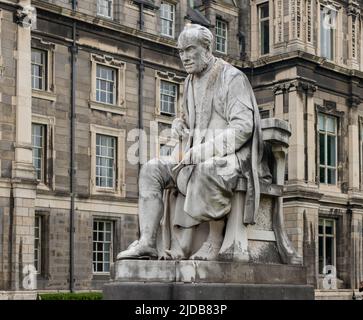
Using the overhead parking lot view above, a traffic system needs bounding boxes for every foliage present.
[37,292,103,300]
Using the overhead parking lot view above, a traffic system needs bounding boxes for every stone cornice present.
[273,77,317,95]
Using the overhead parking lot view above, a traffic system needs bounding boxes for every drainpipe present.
[132,0,157,169]
[69,0,77,293]
[133,0,145,171]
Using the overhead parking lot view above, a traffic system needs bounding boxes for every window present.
[160,2,175,37]
[160,144,173,157]
[96,65,116,105]
[90,125,126,196]
[93,220,113,273]
[215,19,227,54]
[32,123,46,181]
[320,6,336,60]
[160,80,177,116]
[90,54,126,114]
[34,215,42,273]
[97,0,113,18]
[31,49,46,90]
[318,218,336,274]
[258,2,270,55]
[96,134,116,189]
[259,109,270,119]
[318,113,337,184]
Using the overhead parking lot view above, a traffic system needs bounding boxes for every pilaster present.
[348,97,361,190]
[8,0,37,291]
[347,0,360,69]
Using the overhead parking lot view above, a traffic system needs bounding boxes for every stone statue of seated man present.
[117,23,273,261]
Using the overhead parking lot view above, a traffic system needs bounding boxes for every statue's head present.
[177,24,214,74]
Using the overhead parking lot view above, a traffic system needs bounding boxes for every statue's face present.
[178,36,210,74]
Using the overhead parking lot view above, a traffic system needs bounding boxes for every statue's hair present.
[178,24,214,52]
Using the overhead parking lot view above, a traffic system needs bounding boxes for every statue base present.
[102,260,314,300]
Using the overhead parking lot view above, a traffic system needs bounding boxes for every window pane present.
[319,134,325,165]
[318,236,324,273]
[31,49,46,90]
[327,168,336,184]
[325,220,334,235]
[260,20,269,55]
[320,7,335,60]
[326,116,336,133]
[318,113,325,131]
[325,236,334,266]
[32,124,46,182]
[320,166,325,183]
[318,220,323,234]
[259,3,269,18]
[327,135,336,166]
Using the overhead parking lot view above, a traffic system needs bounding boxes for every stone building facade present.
[0,0,362,298]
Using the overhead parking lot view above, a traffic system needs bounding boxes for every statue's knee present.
[140,158,162,182]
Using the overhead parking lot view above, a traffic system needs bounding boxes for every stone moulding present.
[113,260,308,285]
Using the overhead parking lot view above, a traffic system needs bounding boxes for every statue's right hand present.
[172,118,189,139]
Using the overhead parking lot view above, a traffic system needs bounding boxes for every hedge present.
[37,292,103,300]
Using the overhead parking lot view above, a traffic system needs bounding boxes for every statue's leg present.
[117,159,174,260]
[190,219,225,260]
[166,226,194,259]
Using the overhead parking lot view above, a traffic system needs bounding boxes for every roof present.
[186,7,211,27]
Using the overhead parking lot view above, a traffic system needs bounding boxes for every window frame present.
[317,112,338,185]
[31,48,47,91]
[90,124,126,197]
[97,0,113,19]
[34,214,42,274]
[319,4,338,62]
[90,54,126,115]
[215,18,228,54]
[155,120,177,159]
[31,115,55,190]
[31,38,56,102]
[96,64,116,106]
[155,70,184,118]
[95,133,117,189]
[92,219,114,274]
[257,1,270,56]
[159,80,177,116]
[318,217,337,275]
[160,1,175,38]
[32,123,47,183]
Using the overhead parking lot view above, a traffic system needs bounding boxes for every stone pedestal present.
[103,260,314,300]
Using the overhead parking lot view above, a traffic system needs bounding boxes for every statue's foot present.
[163,249,187,260]
[190,241,221,261]
[116,240,158,260]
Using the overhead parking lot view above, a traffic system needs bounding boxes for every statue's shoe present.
[190,241,221,261]
[116,240,158,260]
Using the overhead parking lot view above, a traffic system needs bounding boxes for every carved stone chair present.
[218,118,302,264]
[158,118,302,265]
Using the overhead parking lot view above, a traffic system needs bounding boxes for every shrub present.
[38,292,103,300]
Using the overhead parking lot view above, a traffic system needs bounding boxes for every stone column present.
[350,209,363,289]
[347,2,360,70]
[273,83,287,120]
[287,81,305,183]
[9,1,37,290]
[304,82,317,184]
[348,98,360,191]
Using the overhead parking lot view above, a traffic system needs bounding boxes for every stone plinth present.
[103,260,314,300]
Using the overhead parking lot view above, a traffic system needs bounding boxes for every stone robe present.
[166,58,267,229]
